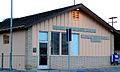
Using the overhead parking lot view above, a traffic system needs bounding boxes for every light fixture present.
[76,8,80,11]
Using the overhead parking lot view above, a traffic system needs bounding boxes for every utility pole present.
[10,0,13,70]
[109,17,117,27]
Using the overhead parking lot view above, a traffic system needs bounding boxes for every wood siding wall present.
[0,31,26,69]
[32,10,111,56]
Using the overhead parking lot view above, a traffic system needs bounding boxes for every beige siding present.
[0,9,112,70]
[32,10,111,57]
[0,55,25,69]
[0,31,25,69]
[13,31,26,55]
[0,31,25,55]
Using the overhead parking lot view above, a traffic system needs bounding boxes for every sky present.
[0,0,120,29]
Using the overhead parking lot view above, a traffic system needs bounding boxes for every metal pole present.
[59,70,61,72]
[112,18,113,27]
[74,0,75,5]
[68,29,70,72]
[109,17,117,27]
[10,0,13,70]
[1,53,4,70]
[48,70,50,72]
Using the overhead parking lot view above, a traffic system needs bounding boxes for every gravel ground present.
[1,66,120,72]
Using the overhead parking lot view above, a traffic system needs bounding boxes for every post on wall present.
[1,53,4,70]
[66,29,72,72]
[111,34,114,54]
[110,33,114,65]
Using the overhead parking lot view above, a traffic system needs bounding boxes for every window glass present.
[39,43,47,65]
[71,34,79,55]
[39,32,48,41]
[62,33,68,55]
[3,34,9,44]
[51,32,59,55]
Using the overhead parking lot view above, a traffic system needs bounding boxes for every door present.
[38,42,48,69]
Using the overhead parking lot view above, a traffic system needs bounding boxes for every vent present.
[72,11,80,20]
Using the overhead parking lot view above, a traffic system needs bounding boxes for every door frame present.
[38,41,49,69]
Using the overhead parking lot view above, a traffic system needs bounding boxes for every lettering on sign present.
[53,26,96,33]
[81,34,109,42]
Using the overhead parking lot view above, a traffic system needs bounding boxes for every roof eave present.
[0,25,26,33]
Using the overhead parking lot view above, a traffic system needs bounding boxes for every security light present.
[76,8,80,11]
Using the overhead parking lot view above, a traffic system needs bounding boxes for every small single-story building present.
[0,3,119,70]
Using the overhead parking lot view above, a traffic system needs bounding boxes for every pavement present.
[1,65,120,72]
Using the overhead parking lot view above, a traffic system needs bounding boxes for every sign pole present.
[67,29,71,72]
[10,0,13,70]
[68,29,70,72]
[1,53,4,70]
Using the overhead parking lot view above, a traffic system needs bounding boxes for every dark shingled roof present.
[115,30,120,35]
[0,3,115,32]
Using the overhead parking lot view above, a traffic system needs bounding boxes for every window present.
[51,32,59,55]
[62,33,68,55]
[39,32,48,41]
[71,34,79,55]
[3,34,9,44]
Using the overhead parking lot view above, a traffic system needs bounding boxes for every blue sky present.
[0,0,120,29]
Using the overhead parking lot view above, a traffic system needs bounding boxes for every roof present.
[114,30,120,35]
[0,3,115,33]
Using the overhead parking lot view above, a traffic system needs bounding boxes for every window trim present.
[50,32,80,56]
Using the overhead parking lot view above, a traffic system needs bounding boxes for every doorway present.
[38,31,49,69]
[38,42,48,69]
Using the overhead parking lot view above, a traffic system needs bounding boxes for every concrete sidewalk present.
[1,65,120,72]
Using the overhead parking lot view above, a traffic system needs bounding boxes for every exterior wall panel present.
[25,28,38,70]
[50,56,110,69]
[30,10,111,69]
[0,31,26,69]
